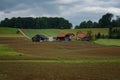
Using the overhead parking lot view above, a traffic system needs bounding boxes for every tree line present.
[75,13,120,28]
[0,17,72,29]
[0,13,120,29]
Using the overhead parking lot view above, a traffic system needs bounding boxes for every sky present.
[0,0,120,27]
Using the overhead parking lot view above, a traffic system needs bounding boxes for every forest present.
[0,17,72,29]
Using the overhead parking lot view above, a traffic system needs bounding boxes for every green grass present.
[22,28,109,38]
[25,29,61,37]
[0,27,109,38]
[0,27,18,34]
[94,39,120,46]
[0,44,25,56]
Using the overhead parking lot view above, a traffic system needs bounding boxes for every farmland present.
[0,27,17,34]
[23,28,109,38]
[0,62,120,80]
[0,27,120,80]
[0,44,24,57]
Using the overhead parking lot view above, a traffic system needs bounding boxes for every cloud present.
[0,11,4,16]
[82,0,118,6]
[49,0,79,4]
[84,7,120,15]
[57,0,120,19]
[0,0,120,26]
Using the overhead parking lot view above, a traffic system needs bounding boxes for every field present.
[0,44,24,56]
[23,28,109,38]
[0,62,120,80]
[0,27,18,34]
[95,39,120,46]
[0,27,120,80]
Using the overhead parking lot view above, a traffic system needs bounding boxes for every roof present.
[57,33,66,37]
[77,33,87,38]
[57,33,75,38]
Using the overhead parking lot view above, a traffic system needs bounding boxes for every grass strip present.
[94,39,120,46]
[0,44,25,56]
[0,59,120,63]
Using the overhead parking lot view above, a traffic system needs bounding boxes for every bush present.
[95,32,107,39]
[109,29,120,39]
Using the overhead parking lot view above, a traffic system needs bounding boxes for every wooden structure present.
[56,33,75,41]
[32,34,48,42]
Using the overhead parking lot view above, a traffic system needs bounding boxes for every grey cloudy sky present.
[0,0,120,26]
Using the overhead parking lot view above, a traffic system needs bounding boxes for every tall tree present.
[116,16,120,27]
[98,13,113,27]
[79,21,87,28]
[86,20,93,28]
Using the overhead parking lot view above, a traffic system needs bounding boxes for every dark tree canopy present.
[0,17,72,29]
[75,13,120,29]
[98,13,113,27]
[75,20,96,29]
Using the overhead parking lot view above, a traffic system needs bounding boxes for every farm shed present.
[76,33,90,41]
[32,34,48,42]
[56,33,75,41]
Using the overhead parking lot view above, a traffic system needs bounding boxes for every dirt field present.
[0,62,120,80]
[0,37,120,80]
[0,37,120,60]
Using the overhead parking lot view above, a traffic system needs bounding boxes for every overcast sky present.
[0,0,120,26]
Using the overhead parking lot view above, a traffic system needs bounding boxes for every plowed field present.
[0,37,120,60]
[0,37,120,80]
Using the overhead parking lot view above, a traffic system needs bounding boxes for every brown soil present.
[0,37,120,80]
[0,37,120,60]
[0,62,120,80]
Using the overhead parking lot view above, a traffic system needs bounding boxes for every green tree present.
[86,20,93,28]
[95,32,101,39]
[87,30,92,40]
[98,13,113,27]
[75,25,79,29]
[76,20,95,28]
[79,21,87,28]
[116,16,120,27]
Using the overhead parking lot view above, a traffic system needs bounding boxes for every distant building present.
[56,33,75,41]
[76,33,90,41]
[32,34,48,42]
